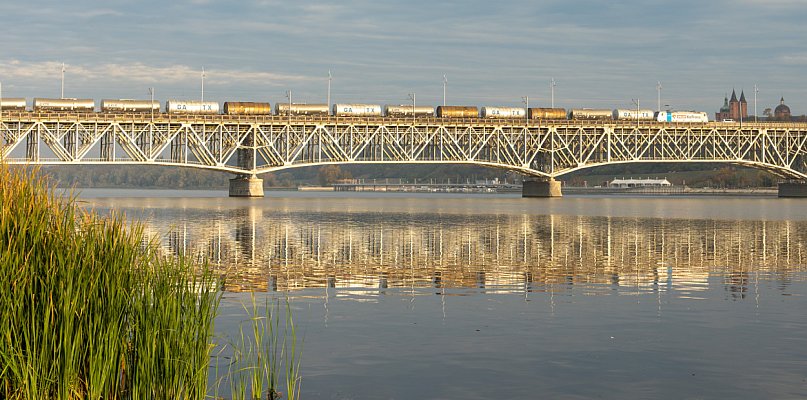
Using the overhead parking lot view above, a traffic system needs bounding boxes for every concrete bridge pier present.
[778,181,807,198]
[522,179,562,198]
[229,174,264,197]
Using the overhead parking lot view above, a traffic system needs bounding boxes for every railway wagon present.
[101,99,160,113]
[275,103,329,116]
[333,103,382,117]
[223,102,272,115]
[165,100,219,115]
[569,108,613,120]
[436,106,478,118]
[0,98,27,112]
[612,109,656,121]
[384,105,435,117]
[528,108,566,119]
[33,98,95,112]
[656,111,709,123]
[480,107,526,119]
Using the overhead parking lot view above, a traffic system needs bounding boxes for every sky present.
[1,0,805,115]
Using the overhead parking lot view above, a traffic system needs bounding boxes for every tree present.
[318,165,351,186]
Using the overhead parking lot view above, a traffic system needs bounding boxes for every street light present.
[656,81,662,113]
[285,89,292,124]
[754,84,759,123]
[550,78,556,108]
[201,67,205,101]
[60,63,65,99]
[408,93,416,125]
[522,95,529,124]
[327,70,332,114]
[442,75,447,107]
[148,87,155,122]
[632,99,640,130]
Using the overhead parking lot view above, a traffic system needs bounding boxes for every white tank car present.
[275,103,330,116]
[656,111,709,123]
[165,100,219,114]
[33,98,95,112]
[333,104,382,117]
[480,107,526,119]
[0,98,27,111]
[101,99,160,113]
[612,109,656,121]
[569,108,613,120]
[384,105,435,117]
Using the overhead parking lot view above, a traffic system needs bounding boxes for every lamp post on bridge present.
[657,81,662,113]
[286,89,292,124]
[522,95,529,125]
[60,63,65,99]
[550,78,556,108]
[201,67,205,102]
[442,75,447,107]
[327,70,332,114]
[408,93,416,126]
[632,99,640,130]
[754,84,758,123]
[149,87,155,123]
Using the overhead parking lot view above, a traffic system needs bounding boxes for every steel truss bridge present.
[2,113,807,191]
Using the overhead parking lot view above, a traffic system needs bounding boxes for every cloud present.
[0,60,315,86]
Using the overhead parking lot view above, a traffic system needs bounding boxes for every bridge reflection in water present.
[131,204,807,297]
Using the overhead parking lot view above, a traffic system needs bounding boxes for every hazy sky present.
[1,0,805,114]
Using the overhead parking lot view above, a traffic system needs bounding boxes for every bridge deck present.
[2,112,806,180]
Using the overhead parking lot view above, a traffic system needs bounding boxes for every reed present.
[223,297,302,400]
[0,166,220,399]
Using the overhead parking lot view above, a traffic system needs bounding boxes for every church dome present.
[775,102,790,115]
[774,97,791,120]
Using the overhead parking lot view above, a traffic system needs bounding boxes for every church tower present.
[729,90,740,120]
[739,90,748,119]
[716,95,731,121]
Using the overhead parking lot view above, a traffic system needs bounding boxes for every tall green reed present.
[0,166,220,399]
[223,296,302,400]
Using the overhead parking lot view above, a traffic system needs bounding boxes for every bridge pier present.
[778,181,807,198]
[522,179,562,198]
[229,174,264,197]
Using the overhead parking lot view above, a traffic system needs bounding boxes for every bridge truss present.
[2,113,806,179]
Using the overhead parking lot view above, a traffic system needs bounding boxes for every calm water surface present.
[79,189,807,399]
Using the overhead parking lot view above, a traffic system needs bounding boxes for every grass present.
[0,165,302,399]
[220,297,302,400]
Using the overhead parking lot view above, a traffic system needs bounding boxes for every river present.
[78,189,807,399]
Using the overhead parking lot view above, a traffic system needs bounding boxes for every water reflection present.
[126,204,807,295]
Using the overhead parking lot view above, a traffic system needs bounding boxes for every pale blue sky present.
[1,0,805,114]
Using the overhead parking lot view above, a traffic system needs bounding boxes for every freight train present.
[0,97,711,123]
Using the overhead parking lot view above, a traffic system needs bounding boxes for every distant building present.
[608,178,672,188]
[774,97,791,121]
[716,89,748,121]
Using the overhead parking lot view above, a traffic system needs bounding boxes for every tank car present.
[165,100,219,115]
[436,106,478,118]
[101,99,160,113]
[223,102,272,115]
[569,108,612,120]
[384,105,435,118]
[480,107,526,119]
[612,109,656,121]
[656,111,709,123]
[528,108,566,120]
[33,98,95,112]
[274,103,329,116]
[333,104,382,117]
[0,98,27,112]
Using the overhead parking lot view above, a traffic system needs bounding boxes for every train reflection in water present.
[141,207,807,295]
